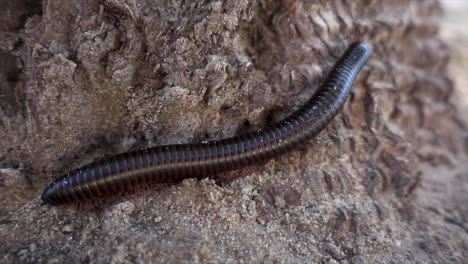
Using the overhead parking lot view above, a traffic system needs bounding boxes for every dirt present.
[0,0,467,263]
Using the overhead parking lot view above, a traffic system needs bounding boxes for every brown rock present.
[0,0,466,263]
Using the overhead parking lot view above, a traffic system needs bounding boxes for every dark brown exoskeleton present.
[42,42,372,205]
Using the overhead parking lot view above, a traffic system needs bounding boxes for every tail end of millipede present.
[351,41,372,58]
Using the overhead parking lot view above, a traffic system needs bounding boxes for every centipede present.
[41,42,371,205]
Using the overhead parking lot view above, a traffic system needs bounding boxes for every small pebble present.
[61,224,73,233]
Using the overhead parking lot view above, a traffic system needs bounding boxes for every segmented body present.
[41,42,371,205]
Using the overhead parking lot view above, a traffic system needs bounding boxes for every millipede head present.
[41,180,61,206]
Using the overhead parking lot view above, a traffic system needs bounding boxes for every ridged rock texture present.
[1,0,466,263]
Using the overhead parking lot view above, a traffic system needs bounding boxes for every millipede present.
[41,41,372,205]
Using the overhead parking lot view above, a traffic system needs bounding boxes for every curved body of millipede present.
[41,42,371,205]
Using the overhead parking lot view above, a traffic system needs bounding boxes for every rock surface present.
[1,0,467,263]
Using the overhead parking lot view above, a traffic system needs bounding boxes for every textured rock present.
[1,0,467,263]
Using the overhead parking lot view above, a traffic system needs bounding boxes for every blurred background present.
[441,0,468,122]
